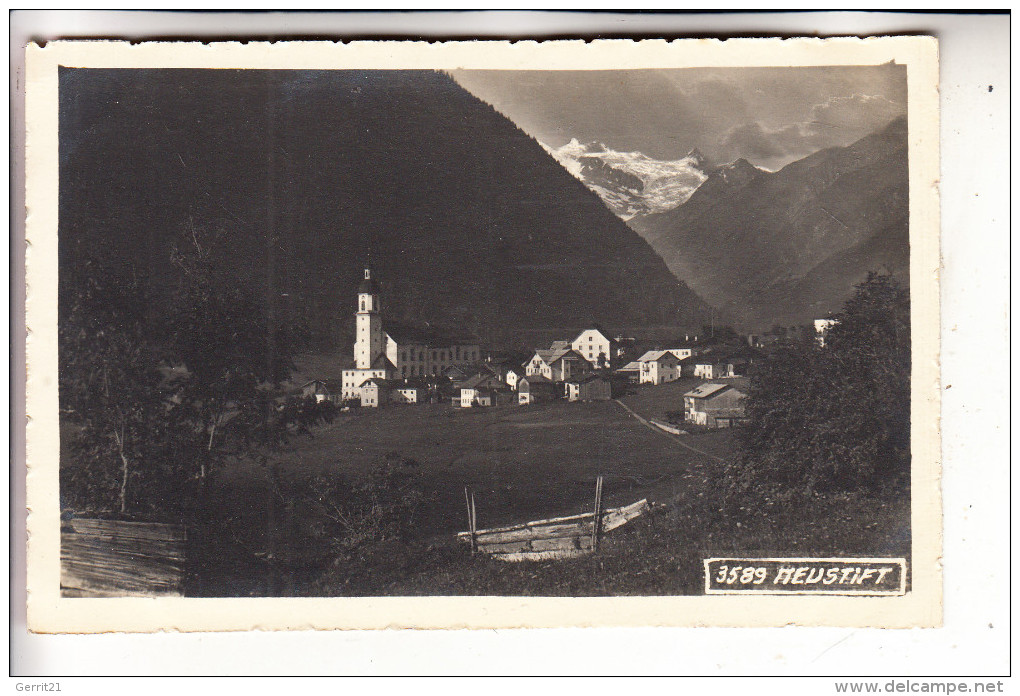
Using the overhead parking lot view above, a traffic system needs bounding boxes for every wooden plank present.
[458,499,649,541]
[601,499,650,532]
[457,510,598,536]
[470,521,594,544]
[66,518,187,542]
[481,535,593,555]
[60,518,186,597]
[464,487,476,553]
[592,475,604,552]
[493,548,591,562]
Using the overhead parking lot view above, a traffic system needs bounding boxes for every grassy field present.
[617,377,700,422]
[191,387,909,597]
[268,396,738,537]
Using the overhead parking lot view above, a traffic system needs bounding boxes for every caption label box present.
[704,557,907,595]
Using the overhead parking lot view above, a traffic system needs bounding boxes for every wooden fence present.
[458,480,651,562]
[60,518,187,597]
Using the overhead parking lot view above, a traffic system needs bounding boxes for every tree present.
[162,224,299,480]
[737,273,910,497]
[59,261,189,517]
[59,222,308,519]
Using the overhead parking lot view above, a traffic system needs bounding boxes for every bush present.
[735,274,910,499]
[187,452,426,596]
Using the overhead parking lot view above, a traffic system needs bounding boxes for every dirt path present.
[613,399,729,464]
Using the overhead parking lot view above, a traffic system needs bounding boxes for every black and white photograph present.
[25,37,941,630]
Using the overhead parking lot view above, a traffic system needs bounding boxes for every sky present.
[453,64,906,171]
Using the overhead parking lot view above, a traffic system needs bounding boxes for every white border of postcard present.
[25,37,941,632]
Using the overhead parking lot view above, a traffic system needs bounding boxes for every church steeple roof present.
[358,267,379,294]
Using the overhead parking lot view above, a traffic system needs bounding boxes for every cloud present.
[808,94,903,133]
[452,69,908,171]
[718,122,801,164]
[716,93,905,170]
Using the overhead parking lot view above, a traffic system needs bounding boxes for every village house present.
[565,373,613,402]
[341,353,397,402]
[525,350,555,379]
[666,344,699,361]
[443,363,475,386]
[517,374,556,405]
[615,361,642,383]
[481,356,529,390]
[814,318,838,347]
[458,373,513,408]
[298,379,344,405]
[676,355,697,377]
[683,381,750,428]
[504,365,524,390]
[549,349,591,382]
[747,333,781,349]
[637,350,682,385]
[613,335,637,360]
[525,347,591,382]
[692,355,728,380]
[390,380,427,405]
[571,326,618,368]
[359,377,392,408]
[693,353,753,380]
[341,269,480,400]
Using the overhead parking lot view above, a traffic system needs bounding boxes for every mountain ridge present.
[543,139,709,220]
[626,117,909,331]
[58,69,713,352]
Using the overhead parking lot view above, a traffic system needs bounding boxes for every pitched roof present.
[384,320,477,347]
[684,383,730,399]
[360,377,396,389]
[518,374,552,385]
[530,350,556,364]
[392,382,426,391]
[571,325,615,344]
[638,350,679,363]
[566,372,609,385]
[370,353,397,371]
[550,340,572,352]
[616,361,642,372]
[549,348,586,364]
[460,373,506,390]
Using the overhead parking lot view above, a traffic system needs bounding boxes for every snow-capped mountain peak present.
[542,139,709,220]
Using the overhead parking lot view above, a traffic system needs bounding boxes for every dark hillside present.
[59,69,711,350]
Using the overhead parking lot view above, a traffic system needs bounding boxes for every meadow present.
[190,386,909,597]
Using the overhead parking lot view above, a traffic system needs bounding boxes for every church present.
[340,269,481,404]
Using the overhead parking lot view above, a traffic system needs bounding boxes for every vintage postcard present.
[25,37,940,632]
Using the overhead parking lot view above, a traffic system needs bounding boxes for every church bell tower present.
[355,268,384,369]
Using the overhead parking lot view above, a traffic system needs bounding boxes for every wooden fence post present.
[591,475,604,552]
[470,489,478,551]
[465,487,477,554]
